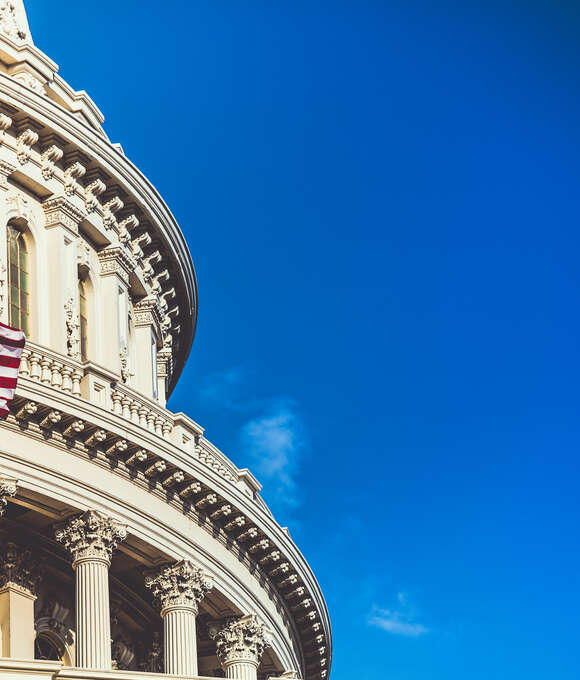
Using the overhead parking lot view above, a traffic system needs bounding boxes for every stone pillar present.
[145,559,213,676]
[42,197,86,355]
[211,615,271,680]
[97,246,134,377]
[132,296,162,400]
[0,542,40,658]
[55,510,127,670]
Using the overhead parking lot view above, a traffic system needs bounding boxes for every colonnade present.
[0,482,271,679]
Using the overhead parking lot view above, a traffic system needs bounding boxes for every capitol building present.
[0,2,331,679]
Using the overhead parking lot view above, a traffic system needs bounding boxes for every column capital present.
[42,195,86,234]
[211,614,271,669]
[0,477,17,516]
[98,245,135,285]
[0,542,41,597]
[55,509,128,567]
[145,559,213,615]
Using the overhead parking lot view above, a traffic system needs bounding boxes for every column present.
[97,247,133,376]
[0,542,40,658]
[132,296,162,400]
[42,197,85,354]
[211,615,271,680]
[145,559,213,676]
[55,510,127,669]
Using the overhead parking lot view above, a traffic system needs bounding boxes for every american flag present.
[0,322,26,419]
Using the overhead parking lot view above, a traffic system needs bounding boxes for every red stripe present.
[0,335,25,349]
[0,321,23,333]
[0,406,9,419]
[0,356,20,369]
[0,376,17,389]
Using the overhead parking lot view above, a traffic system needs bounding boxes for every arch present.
[34,620,74,665]
[6,219,33,337]
[77,273,95,362]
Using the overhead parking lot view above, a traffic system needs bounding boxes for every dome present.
[0,3,331,679]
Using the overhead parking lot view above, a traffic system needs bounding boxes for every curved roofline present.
[0,74,198,393]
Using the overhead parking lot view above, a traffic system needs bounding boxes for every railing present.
[19,343,84,397]
[111,382,173,437]
[16,343,255,493]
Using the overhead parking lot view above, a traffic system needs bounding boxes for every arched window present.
[78,278,88,361]
[34,633,62,661]
[7,224,30,335]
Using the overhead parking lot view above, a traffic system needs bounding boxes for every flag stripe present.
[0,323,26,419]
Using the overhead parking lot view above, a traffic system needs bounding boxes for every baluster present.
[111,390,123,415]
[121,397,131,420]
[72,369,83,397]
[30,352,41,380]
[19,349,30,378]
[61,366,73,393]
[40,358,52,384]
[51,362,63,389]
[138,407,148,428]
[129,401,140,424]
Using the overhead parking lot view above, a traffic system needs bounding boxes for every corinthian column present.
[212,614,271,680]
[145,559,213,676]
[55,510,127,669]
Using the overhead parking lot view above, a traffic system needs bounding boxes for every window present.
[35,634,61,661]
[78,279,88,361]
[7,224,30,335]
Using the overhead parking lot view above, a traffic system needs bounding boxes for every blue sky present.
[29,1,580,678]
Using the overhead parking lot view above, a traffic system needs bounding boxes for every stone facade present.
[0,3,330,680]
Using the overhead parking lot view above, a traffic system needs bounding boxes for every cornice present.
[2,377,331,680]
[0,74,197,394]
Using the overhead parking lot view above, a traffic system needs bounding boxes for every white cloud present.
[368,596,429,637]
[240,400,306,510]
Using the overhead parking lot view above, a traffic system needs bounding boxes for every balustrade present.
[19,344,83,397]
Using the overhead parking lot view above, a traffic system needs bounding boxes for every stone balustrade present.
[110,383,173,437]
[19,343,84,397]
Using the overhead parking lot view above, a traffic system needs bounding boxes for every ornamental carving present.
[0,1,26,41]
[145,559,213,613]
[0,477,17,516]
[0,542,41,596]
[41,144,64,180]
[16,126,38,165]
[43,196,85,232]
[65,296,81,360]
[55,509,128,566]
[210,614,271,668]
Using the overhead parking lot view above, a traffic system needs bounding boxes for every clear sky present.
[28,1,580,678]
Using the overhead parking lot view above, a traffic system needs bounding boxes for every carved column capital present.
[0,477,17,516]
[145,559,213,615]
[43,195,86,234]
[55,509,128,567]
[0,542,41,597]
[211,614,271,669]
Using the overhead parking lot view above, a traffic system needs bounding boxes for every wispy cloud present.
[240,400,306,510]
[198,368,247,409]
[368,594,429,637]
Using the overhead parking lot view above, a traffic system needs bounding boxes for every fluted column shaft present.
[224,659,260,680]
[163,604,198,676]
[74,556,112,669]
